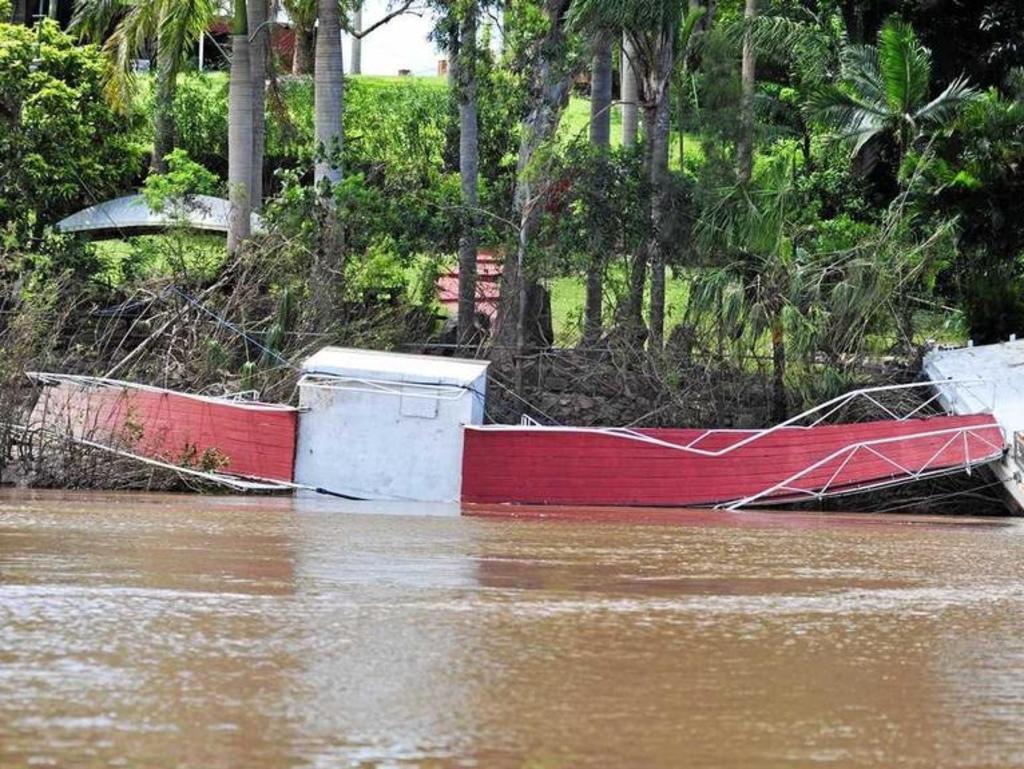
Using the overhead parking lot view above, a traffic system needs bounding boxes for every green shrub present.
[142,149,222,210]
[172,73,229,176]
[0,21,146,232]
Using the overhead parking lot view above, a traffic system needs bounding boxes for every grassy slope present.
[559,94,705,172]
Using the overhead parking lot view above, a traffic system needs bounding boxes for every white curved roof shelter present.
[56,194,265,238]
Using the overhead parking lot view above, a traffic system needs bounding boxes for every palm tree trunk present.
[248,0,267,212]
[589,36,612,147]
[455,5,479,350]
[771,312,786,421]
[314,0,343,187]
[621,34,639,148]
[292,25,314,74]
[647,91,671,350]
[152,43,177,173]
[495,0,574,366]
[583,34,612,347]
[737,0,756,184]
[350,3,362,75]
[228,0,253,256]
[675,78,686,172]
[626,109,650,335]
[623,96,658,335]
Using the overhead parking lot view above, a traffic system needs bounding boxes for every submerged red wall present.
[461,415,1004,507]
[34,382,297,483]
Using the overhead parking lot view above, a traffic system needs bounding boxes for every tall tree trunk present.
[495,0,574,368]
[589,36,612,148]
[314,0,343,187]
[311,0,344,318]
[292,24,314,74]
[647,91,671,350]
[737,0,756,184]
[228,0,253,256]
[455,5,479,350]
[770,313,786,421]
[152,44,177,173]
[624,111,653,335]
[621,34,639,148]
[630,31,676,347]
[248,0,267,212]
[583,34,612,347]
[350,2,362,75]
[12,0,27,24]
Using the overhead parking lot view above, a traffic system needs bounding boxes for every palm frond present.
[158,0,216,73]
[568,0,679,39]
[876,17,930,114]
[69,0,128,40]
[840,43,885,108]
[806,84,888,156]
[676,4,704,57]
[913,75,978,128]
[99,2,154,111]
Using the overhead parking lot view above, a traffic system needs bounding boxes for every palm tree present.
[310,0,344,319]
[453,2,480,350]
[494,0,574,367]
[808,17,976,166]
[583,31,614,346]
[314,0,343,188]
[71,0,216,173]
[571,0,704,348]
[248,0,268,211]
[350,1,362,74]
[228,0,253,255]
[690,160,798,420]
[620,35,639,147]
[736,0,756,184]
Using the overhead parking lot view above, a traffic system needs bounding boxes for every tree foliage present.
[0,21,145,234]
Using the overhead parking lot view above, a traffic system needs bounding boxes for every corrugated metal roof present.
[56,194,265,237]
[301,347,489,386]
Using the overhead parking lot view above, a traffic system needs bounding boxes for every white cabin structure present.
[293,347,488,503]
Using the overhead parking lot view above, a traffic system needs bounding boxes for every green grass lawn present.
[548,268,692,345]
[559,94,705,172]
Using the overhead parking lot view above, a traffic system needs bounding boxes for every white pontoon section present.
[923,341,1017,509]
[294,347,489,503]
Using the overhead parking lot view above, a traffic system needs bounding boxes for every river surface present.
[2,490,1024,768]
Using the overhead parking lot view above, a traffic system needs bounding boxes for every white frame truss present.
[466,379,996,458]
[718,424,1005,511]
[26,372,296,411]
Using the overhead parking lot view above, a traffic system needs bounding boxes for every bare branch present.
[351,0,421,39]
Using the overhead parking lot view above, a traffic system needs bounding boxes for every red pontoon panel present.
[461,414,1004,507]
[32,380,297,483]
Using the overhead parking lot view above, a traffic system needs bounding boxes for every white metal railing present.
[467,379,996,458]
[26,372,295,411]
[298,373,473,402]
[718,424,1005,510]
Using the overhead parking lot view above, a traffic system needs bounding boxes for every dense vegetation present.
[2,0,1024,443]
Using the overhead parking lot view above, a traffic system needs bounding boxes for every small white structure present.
[294,347,488,503]
[56,194,265,238]
[924,341,1020,510]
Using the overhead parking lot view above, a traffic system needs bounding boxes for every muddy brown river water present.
[2,490,1024,768]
